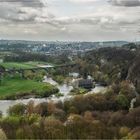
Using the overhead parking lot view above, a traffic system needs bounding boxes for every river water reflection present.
[43,76,73,95]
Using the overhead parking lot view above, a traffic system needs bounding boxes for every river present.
[0,76,74,116]
[0,76,107,116]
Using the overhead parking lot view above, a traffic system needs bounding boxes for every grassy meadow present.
[0,77,59,99]
[0,61,49,69]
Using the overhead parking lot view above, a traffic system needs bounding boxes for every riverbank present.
[0,75,108,116]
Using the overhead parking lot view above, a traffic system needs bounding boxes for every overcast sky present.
[0,0,140,41]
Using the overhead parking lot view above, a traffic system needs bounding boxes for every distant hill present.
[81,45,140,92]
[0,39,128,47]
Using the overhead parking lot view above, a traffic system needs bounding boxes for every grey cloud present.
[53,17,100,26]
[109,0,140,7]
[53,15,138,27]
[0,0,53,24]
[0,0,140,41]
[0,0,45,7]
[0,6,37,23]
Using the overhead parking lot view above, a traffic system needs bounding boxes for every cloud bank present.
[109,0,140,7]
[0,0,140,41]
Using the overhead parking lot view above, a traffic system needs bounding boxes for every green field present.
[0,77,58,99]
[0,61,57,99]
[0,61,52,69]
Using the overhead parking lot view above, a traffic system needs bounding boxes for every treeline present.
[0,44,29,51]
[4,51,71,65]
[0,92,140,139]
[4,51,50,62]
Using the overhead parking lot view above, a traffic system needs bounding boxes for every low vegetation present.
[70,88,88,95]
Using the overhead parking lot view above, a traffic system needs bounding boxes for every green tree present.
[117,94,129,109]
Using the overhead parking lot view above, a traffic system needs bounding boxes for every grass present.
[0,76,58,100]
[0,62,35,69]
[0,61,54,69]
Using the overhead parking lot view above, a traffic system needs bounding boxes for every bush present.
[116,94,129,110]
[8,103,26,116]
[40,84,59,97]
